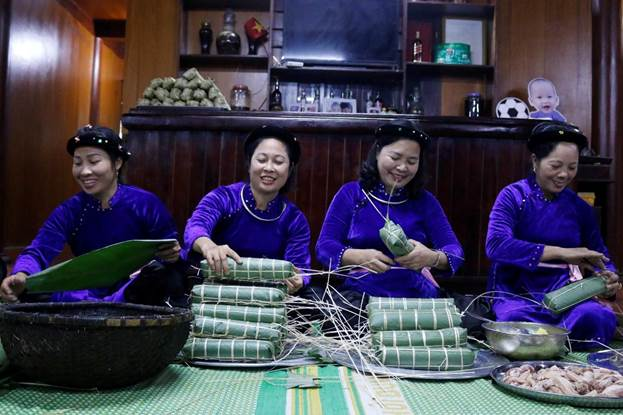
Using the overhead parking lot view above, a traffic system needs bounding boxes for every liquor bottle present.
[373,91,383,109]
[365,91,374,113]
[407,85,424,115]
[345,85,353,99]
[216,9,241,55]
[199,21,212,54]
[412,31,423,63]
[269,79,283,111]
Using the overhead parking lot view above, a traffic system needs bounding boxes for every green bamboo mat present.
[0,366,264,415]
[0,347,621,415]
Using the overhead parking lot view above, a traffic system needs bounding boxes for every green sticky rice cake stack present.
[183,258,292,362]
[367,296,475,370]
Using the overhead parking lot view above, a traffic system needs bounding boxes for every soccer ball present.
[496,97,530,119]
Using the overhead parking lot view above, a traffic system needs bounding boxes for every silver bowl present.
[482,321,569,360]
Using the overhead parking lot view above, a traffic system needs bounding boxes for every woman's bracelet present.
[432,250,442,268]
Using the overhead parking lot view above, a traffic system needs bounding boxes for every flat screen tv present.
[281,0,401,68]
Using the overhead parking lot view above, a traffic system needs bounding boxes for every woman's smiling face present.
[533,142,579,196]
[249,138,291,196]
[376,139,421,191]
[72,146,121,198]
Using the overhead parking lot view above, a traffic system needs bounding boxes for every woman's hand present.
[342,248,393,274]
[285,267,305,294]
[395,240,439,271]
[597,270,620,297]
[156,241,181,263]
[549,247,608,270]
[285,274,304,294]
[201,244,242,275]
[0,272,27,303]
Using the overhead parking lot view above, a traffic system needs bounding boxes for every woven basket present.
[0,302,193,389]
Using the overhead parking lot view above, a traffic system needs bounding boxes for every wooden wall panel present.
[121,0,179,114]
[2,0,94,258]
[0,0,10,252]
[122,111,565,292]
[96,39,124,130]
[494,0,592,140]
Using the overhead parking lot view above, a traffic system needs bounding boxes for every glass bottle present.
[269,79,283,111]
[199,21,212,54]
[373,91,383,109]
[412,31,423,63]
[230,84,250,110]
[365,91,374,112]
[407,85,424,115]
[300,89,307,107]
[465,92,481,118]
[216,9,241,55]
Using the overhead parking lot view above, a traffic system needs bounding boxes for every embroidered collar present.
[368,182,409,205]
[240,183,287,222]
[84,183,124,211]
[528,173,559,202]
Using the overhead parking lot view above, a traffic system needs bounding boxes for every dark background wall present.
[1,0,622,275]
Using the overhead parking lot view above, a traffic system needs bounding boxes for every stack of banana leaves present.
[182,257,294,362]
[367,296,476,370]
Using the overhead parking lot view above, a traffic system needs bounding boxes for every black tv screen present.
[281,0,401,67]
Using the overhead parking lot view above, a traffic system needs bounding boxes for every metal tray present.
[587,349,623,374]
[490,361,623,408]
[187,356,318,369]
[328,349,508,380]
[184,343,318,369]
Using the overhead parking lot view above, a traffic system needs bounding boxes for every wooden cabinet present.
[178,0,495,115]
[180,0,271,110]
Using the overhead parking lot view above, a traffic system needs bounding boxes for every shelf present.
[180,54,268,70]
[406,62,493,78]
[271,66,404,84]
[183,0,270,11]
[407,1,494,19]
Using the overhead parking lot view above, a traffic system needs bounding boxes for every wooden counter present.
[122,108,612,292]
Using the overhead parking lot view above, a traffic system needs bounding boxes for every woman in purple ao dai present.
[316,122,464,299]
[486,123,620,348]
[183,126,311,294]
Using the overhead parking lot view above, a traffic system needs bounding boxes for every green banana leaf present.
[372,327,468,348]
[182,337,277,362]
[379,220,414,257]
[192,303,287,324]
[25,239,177,293]
[192,316,284,342]
[367,296,455,310]
[376,346,475,370]
[200,257,294,281]
[368,308,462,331]
[0,340,8,374]
[542,276,608,314]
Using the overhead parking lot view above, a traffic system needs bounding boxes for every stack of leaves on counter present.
[183,261,290,362]
[137,67,230,109]
[367,296,476,370]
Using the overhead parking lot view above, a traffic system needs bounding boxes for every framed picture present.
[442,18,486,65]
[322,98,357,114]
[301,103,319,112]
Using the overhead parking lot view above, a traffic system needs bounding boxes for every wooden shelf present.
[271,66,404,84]
[180,54,268,69]
[183,0,270,11]
[406,62,494,78]
[407,1,494,18]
